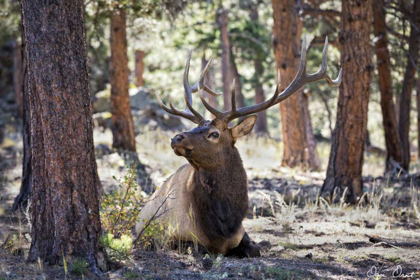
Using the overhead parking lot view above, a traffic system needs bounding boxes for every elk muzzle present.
[171,133,194,157]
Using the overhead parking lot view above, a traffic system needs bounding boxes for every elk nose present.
[171,134,184,146]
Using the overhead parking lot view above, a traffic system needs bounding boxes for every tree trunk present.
[322,0,373,204]
[417,78,420,161]
[372,0,403,173]
[398,0,420,171]
[13,38,23,118]
[249,6,268,135]
[302,92,320,169]
[110,9,136,152]
[218,7,232,111]
[134,50,145,87]
[201,54,218,119]
[271,0,318,169]
[253,59,268,136]
[12,28,31,211]
[22,0,107,268]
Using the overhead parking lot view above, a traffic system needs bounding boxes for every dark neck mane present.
[191,148,249,240]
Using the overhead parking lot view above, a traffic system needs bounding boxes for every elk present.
[136,37,341,257]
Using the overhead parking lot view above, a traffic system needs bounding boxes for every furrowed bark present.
[22,0,106,268]
[322,0,373,204]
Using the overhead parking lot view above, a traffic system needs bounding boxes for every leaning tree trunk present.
[218,7,232,111]
[322,0,373,204]
[12,29,31,211]
[372,0,403,173]
[134,50,145,87]
[398,0,420,171]
[13,38,23,118]
[110,9,136,152]
[271,0,319,169]
[22,0,107,268]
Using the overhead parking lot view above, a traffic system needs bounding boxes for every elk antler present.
[156,51,216,124]
[198,36,342,123]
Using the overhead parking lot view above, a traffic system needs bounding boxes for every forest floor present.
[1,122,420,279]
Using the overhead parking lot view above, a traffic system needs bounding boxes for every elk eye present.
[208,132,219,139]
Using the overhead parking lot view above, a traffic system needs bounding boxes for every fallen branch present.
[366,235,420,248]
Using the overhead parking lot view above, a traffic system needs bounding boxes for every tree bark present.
[271,0,319,169]
[12,28,31,211]
[134,50,145,87]
[417,78,420,161]
[322,0,373,204]
[302,92,320,169]
[248,7,268,136]
[398,0,420,171]
[110,9,136,152]
[372,0,403,173]
[13,38,23,118]
[218,7,232,112]
[22,0,106,268]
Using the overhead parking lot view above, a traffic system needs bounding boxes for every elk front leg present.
[225,232,261,258]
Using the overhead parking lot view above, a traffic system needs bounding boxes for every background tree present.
[372,0,403,173]
[218,6,232,112]
[322,0,373,203]
[397,0,420,171]
[271,0,320,170]
[110,6,137,152]
[22,0,106,267]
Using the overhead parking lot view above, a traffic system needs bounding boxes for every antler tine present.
[220,36,341,123]
[191,57,222,97]
[155,92,200,123]
[276,36,342,103]
[230,79,236,113]
[183,51,205,123]
[198,90,224,119]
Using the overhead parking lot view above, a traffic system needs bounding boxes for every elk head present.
[156,37,342,170]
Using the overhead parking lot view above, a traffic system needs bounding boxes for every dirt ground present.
[1,123,420,280]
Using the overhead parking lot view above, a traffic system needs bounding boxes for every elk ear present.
[231,115,257,141]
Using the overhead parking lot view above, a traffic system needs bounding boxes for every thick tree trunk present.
[13,38,23,118]
[218,8,232,111]
[134,50,145,87]
[271,0,318,169]
[22,0,106,268]
[12,30,31,211]
[322,0,373,204]
[110,9,136,152]
[398,0,420,171]
[372,0,403,173]
[201,54,218,119]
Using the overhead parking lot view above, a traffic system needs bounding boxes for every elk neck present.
[191,146,249,240]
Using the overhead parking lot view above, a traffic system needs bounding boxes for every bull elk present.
[136,37,341,257]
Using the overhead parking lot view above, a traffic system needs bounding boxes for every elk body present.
[136,38,341,257]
